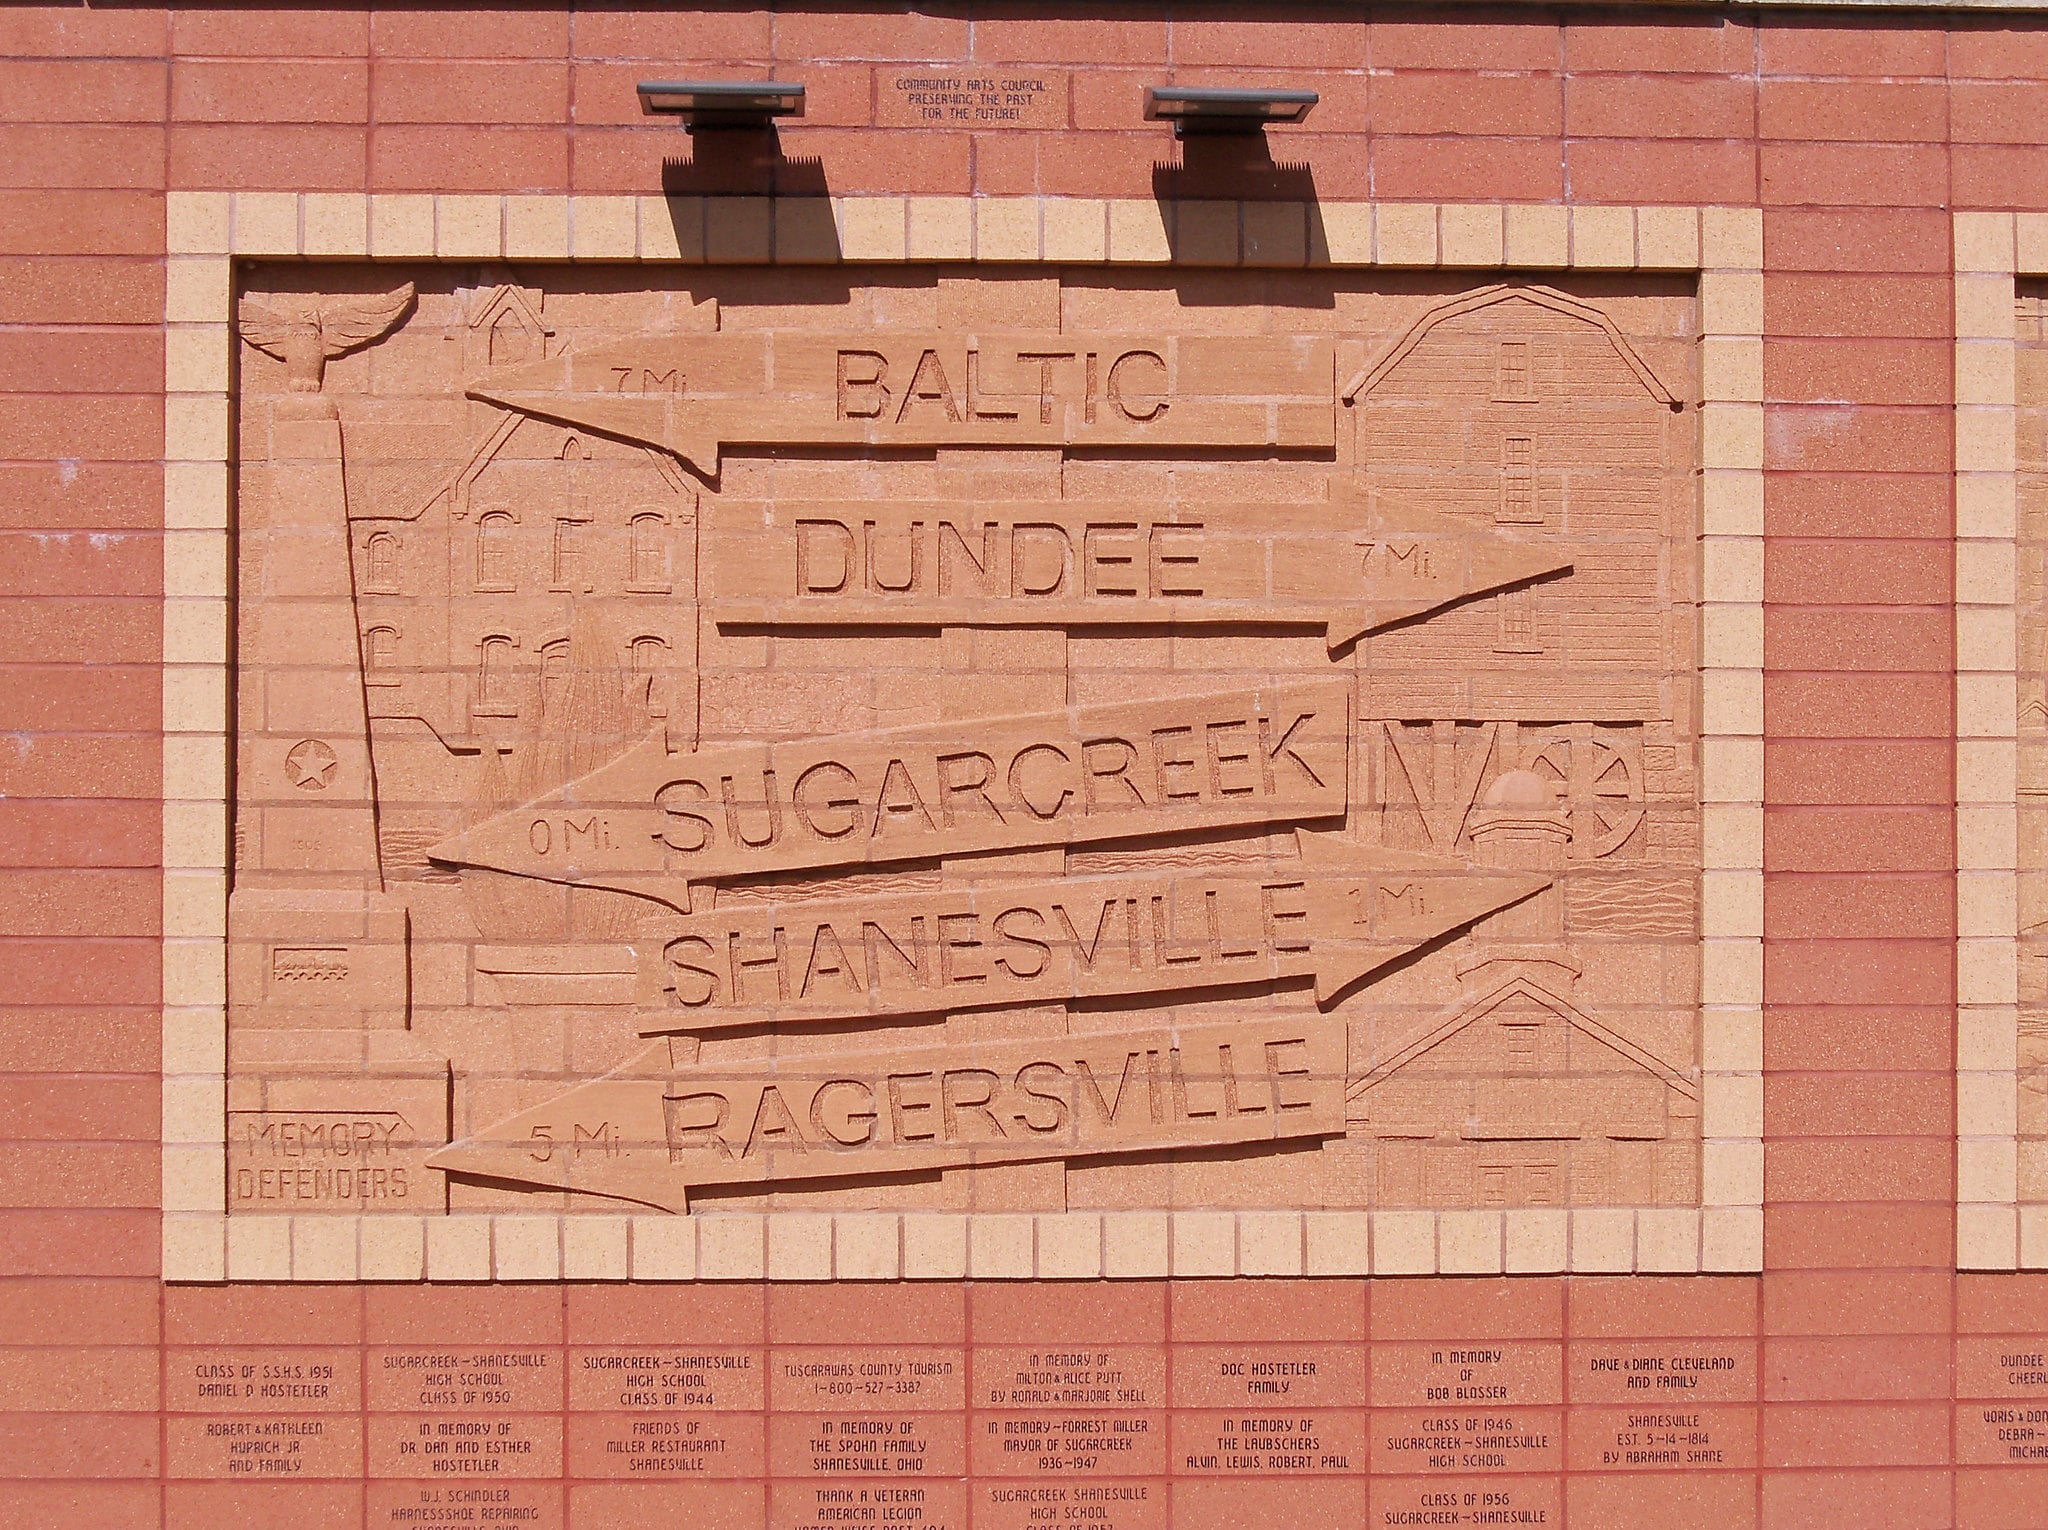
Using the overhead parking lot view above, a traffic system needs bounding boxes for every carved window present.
[489,308,538,368]
[1479,1154,1559,1207]
[476,512,515,592]
[539,637,572,720]
[1493,340,1535,401]
[363,624,400,684]
[550,517,591,593]
[1497,435,1539,524]
[1502,1021,1541,1072]
[628,512,671,593]
[1494,588,1540,655]
[475,634,519,717]
[364,531,401,594]
[631,634,670,719]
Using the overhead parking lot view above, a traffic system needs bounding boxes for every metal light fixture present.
[1143,85,1318,137]
[637,80,805,131]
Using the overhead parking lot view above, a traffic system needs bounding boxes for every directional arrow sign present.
[469,330,1335,475]
[632,831,1550,1034]
[425,1013,1348,1213]
[705,492,1571,655]
[427,679,1351,908]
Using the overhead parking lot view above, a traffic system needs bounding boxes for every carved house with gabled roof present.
[1349,966,1701,1209]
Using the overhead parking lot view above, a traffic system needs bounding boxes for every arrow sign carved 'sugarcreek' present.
[425,1014,1348,1212]
[468,330,1336,475]
[705,492,1572,655]
[426,680,1351,907]
[631,830,1550,1035]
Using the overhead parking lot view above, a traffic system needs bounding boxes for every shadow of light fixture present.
[1143,86,1318,137]
[638,79,806,132]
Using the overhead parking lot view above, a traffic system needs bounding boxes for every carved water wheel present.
[1528,725,1644,859]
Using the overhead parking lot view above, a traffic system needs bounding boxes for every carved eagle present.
[237,283,416,392]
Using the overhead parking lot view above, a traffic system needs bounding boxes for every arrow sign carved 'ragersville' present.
[425,1013,1349,1213]
[633,830,1551,1034]
[427,680,1351,907]
[468,329,1335,475]
[705,492,1572,655]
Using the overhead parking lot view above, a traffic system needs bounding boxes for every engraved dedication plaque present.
[224,266,1704,1259]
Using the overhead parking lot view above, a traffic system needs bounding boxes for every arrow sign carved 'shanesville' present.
[425,1014,1349,1213]
[705,492,1572,656]
[468,330,1336,475]
[632,830,1550,1035]
[427,680,1351,907]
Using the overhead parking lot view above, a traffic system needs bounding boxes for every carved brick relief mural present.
[224,268,1701,1234]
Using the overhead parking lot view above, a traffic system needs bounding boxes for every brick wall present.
[4,4,2045,1526]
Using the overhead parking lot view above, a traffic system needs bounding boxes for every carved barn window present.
[475,634,518,717]
[475,511,515,592]
[1493,339,1535,401]
[628,512,671,593]
[364,531,401,594]
[1497,435,1539,524]
[1494,587,1541,654]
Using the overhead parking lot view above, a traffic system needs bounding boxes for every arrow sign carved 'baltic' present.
[469,330,1336,475]
[427,680,1351,908]
[633,831,1551,1035]
[705,492,1572,655]
[425,1014,1349,1213]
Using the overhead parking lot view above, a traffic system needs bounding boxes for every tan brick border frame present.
[1953,213,2048,1268]
[160,193,1764,1283]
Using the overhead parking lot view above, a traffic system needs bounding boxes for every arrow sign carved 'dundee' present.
[633,830,1550,1035]
[468,330,1335,475]
[427,680,1350,907]
[705,492,1572,655]
[425,1014,1348,1213]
